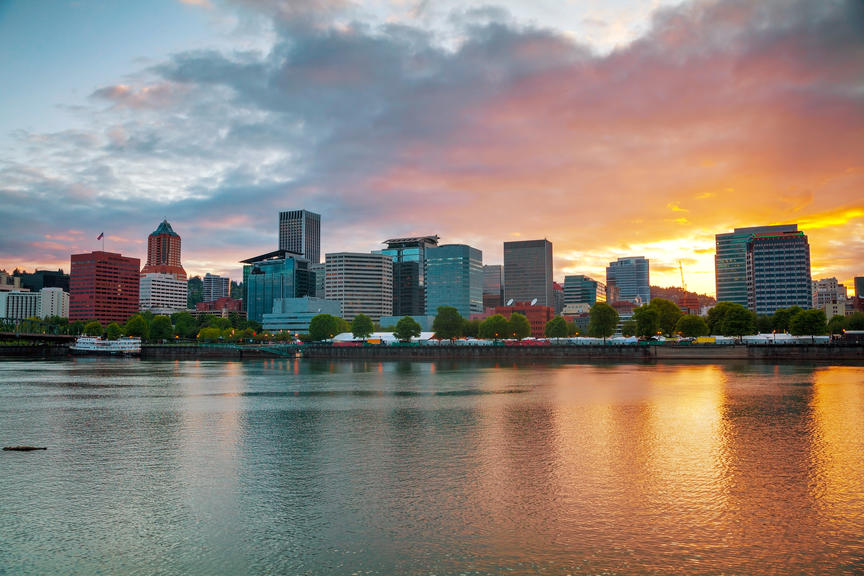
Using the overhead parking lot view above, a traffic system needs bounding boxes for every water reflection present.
[0,359,862,574]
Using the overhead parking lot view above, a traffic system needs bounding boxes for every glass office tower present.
[242,250,314,324]
[605,257,650,305]
[377,235,439,316]
[425,244,483,318]
[503,239,553,306]
[715,224,797,306]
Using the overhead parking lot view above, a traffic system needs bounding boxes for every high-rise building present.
[746,228,811,315]
[141,220,186,280]
[16,269,69,292]
[279,210,321,264]
[715,224,797,306]
[140,274,188,312]
[0,270,23,292]
[424,244,483,318]
[242,250,315,324]
[310,263,326,300]
[482,264,504,309]
[503,239,553,307]
[606,257,650,305]
[70,251,140,324]
[812,278,848,318]
[563,275,606,306]
[39,287,69,319]
[377,235,439,316]
[140,220,187,312]
[855,277,864,298]
[0,291,40,320]
[202,273,230,303]
[325,252,393,322]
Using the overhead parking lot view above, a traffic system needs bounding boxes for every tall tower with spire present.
[140,220,188,312]
[141,219,186,280]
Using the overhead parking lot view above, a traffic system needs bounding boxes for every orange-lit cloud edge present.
[3,0,863,297]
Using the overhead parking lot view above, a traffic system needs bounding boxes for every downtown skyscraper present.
[503,239,553,307]
[279,209,321,264]
[606,257,650,305]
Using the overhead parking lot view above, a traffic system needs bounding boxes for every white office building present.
[325,252,392,321]
[140,273,188,313]
[0,291,41,320]
[39,287,69,319]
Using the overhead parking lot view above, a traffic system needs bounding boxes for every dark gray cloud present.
[2,0,862,288]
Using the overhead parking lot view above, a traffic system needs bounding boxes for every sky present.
[1,0,862,297]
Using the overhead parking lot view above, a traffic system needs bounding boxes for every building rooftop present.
[151,219,179,237]
[240,249,306,264]
[382,235,440,247]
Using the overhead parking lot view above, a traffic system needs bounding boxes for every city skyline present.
[1,0,862,295]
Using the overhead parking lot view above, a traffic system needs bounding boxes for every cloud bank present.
[1,0,862,295]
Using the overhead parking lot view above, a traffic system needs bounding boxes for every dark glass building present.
[425,244,483,318]
[715,224,797,306]
[482,264,504,309]
[279,210,321,264]
[377,235,439,316]
[16,269,70,292]
[746,229,811,315]
[606,257,650,305]
[242,250,315,324]
[503,239,553,307]
[563,274,606,306]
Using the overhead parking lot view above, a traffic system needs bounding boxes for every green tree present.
[509,313,531,340]
[309,314,341,341]
[566,321,580,336]
[826,314,848,335]
[479,314,509,340]
[69,320,86,335]
[544,316,568,340]
[676,314,709,337]
[84,321,103,337]
[105,322,123,340]
[707,302,737,334]
[649,298,684,337]
[207,316,232,330]
[432,306,463,341]
[198,327,221,341]
[462,318,481,338]
[789,309,827,341]
[187,275,204,308]
[847,312,864,330]
[721,306,756,338]
[632,305,661,338]
[150,315,174,341]
[621,319,637,337]
[351,314,374,340]
[172,312,198,339]
[588,302,619,341]
[393,316,422,342]
[771,306,803,333]
[124,314,149,339]
[756,315,773,334]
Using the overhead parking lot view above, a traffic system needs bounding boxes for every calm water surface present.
[1,359,863,575]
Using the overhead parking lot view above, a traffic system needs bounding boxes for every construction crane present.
[679,260,687,292]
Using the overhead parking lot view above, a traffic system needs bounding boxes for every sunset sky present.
[1,0,862,296]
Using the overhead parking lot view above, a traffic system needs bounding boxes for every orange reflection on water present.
[809,367,864,534]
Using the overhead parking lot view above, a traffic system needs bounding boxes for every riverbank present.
[2,342,864,362]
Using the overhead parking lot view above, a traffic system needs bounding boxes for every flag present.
[97,232,104,240]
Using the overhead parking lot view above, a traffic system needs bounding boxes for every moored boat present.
[70,336,142,356]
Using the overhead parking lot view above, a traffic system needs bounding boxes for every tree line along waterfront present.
[4,298,863,346]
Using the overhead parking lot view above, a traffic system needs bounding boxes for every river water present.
[1,359,862,575]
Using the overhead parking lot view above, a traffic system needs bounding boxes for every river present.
[1,359,862,575]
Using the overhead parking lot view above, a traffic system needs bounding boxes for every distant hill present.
[650,286,716,308]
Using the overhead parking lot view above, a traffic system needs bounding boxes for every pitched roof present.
[151,220,178,237]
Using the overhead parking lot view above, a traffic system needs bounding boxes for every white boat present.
[70,336,142,356]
